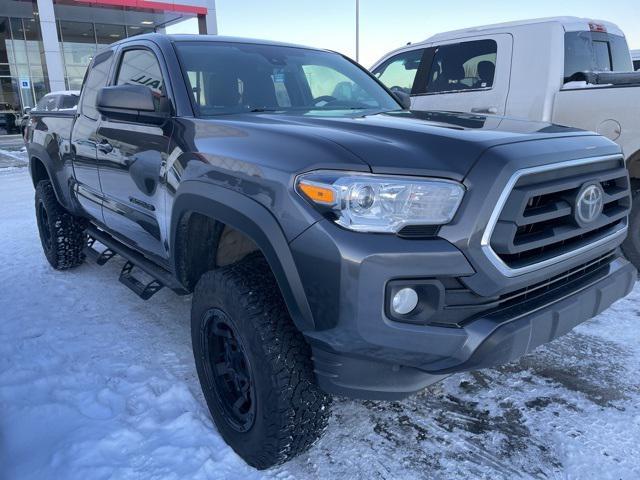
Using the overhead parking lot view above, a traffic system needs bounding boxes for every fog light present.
[392,288,418,315]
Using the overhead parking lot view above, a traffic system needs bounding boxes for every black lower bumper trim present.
[312,256,636,400]
[432,257,636,374]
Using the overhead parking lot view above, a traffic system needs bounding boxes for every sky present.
[167,0,640,67]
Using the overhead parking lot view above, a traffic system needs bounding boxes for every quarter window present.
[79,49,113,120]
[425,40,497,94]
[372,49,425,94]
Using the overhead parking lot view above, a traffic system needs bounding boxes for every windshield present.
[174,41,400,116]
[564,31,633,82]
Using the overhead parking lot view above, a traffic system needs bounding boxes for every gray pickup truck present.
[25,33,636,468]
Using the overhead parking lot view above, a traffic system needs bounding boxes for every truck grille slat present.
[484,155,630,273]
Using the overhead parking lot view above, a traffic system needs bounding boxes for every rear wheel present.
[191,253,331,469]
[35,180,86,269]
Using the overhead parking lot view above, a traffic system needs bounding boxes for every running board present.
[85,226,189,299]
[85,238,117,265]
[119,261,164,300]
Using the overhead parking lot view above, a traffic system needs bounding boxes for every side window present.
[425,40,497,94]
[59,94,79,110]
[34,95,57,112]
[116,49,165,100]
[80,49,114,120]
[635,60,640,71]
[372,49,425,94]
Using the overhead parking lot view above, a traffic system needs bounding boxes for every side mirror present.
[393,90,412,110]
[23,107,31,115]
[97,84,170,124]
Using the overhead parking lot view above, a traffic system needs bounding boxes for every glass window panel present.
[373,49,424,94]
[116,49,164,96]
[426,40,497,93]
[13,64,30,77]
[33,77,47,103]
[175,42,398,116]
[66,77,84,91]
[81,49,114,120]
[563,32,632,80]
[59,21,96,87]
[593,41,611,71]
[0,18,10,64]
[95,23,126,49]
[126,26,154,38]
[59,93,79,110]
[115,48,166,110]
[610,35,633,72]
[34,94,58,112]
[10,18,28,64]
[0,77,19,110]
[23,17,45,71]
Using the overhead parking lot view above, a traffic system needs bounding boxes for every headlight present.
[296,171,465,233]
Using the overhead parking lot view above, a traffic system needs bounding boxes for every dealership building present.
[0,0,217,128]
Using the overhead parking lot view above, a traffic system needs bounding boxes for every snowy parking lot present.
[1,148,640,479]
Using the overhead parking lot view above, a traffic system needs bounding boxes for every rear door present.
[71,49,114,222]
[410,34,512,115]
[96,43,173,261]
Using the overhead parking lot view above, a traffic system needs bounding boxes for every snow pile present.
[1,170,639,479]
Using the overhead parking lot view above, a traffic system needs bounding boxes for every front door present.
[96,45,173,261]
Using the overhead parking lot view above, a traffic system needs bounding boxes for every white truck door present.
[411,34,513,115]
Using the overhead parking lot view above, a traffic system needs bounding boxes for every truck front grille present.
[484,155,630,274]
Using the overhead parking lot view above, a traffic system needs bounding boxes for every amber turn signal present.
[298,182,335,205]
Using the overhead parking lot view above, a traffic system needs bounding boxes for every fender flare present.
[170,180,316,332]
[28,145,75,212]
[626,149,640,182]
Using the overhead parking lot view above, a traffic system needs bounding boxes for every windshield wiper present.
[248,108,280,113]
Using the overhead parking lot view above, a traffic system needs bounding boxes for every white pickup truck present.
[371,16,640,266]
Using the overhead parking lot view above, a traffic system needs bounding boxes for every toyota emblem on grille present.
[575,183,604,226]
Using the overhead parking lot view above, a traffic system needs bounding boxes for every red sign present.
[74,0,207,15]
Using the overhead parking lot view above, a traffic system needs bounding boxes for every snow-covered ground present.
[1,159,640,479]
[0,139,28,171]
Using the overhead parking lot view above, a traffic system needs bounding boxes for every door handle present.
[471,107,498,114]
[97,140,113,154]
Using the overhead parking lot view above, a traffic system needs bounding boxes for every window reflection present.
[57,21,158,90]
[1,16,46,111]
[58,21,97,89]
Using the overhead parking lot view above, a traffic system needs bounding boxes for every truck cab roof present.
[111,33,326,53]
[426,16,625,43]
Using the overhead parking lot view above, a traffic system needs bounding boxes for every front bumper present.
[290,221,636,400]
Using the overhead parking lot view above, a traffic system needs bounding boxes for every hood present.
[196,110,594,180]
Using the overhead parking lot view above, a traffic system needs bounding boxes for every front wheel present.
[191,254,331,469]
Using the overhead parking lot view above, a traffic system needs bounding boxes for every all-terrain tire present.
[191,253,332,469]
[622,187,640,271]
[35,180,86,269]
